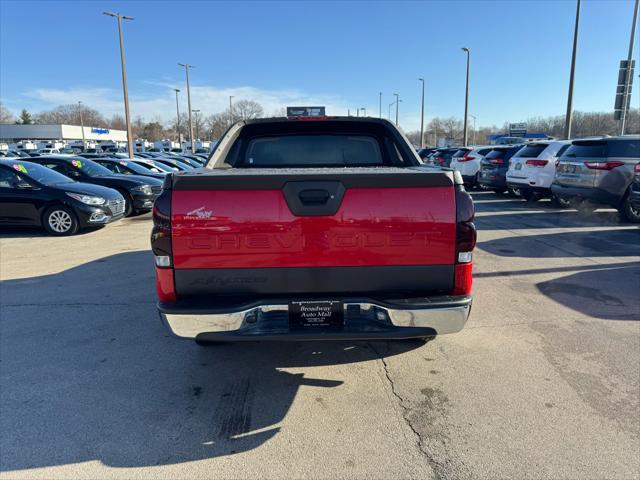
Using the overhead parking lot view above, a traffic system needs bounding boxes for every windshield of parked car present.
[67,157,114,176]
[115,160,162,175]
[8,161,74,185]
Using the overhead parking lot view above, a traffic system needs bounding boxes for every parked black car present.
[478,145,524,194]
[417,148,438,160]
[148,157,195,171]
[93,158,166,180]
[428,148,459,167]
[0,159,125,235]
[28,155,163,216]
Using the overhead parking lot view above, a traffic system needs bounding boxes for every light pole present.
[419,78,425,148]
[388,102,394,120]
[78,101,86,148]
[470,114,477,145]
[192,109,200,140]
[103,11,134,159]
[361,107,366,116]
[393,93,400,126]
[178,63,196,153]
[461,47,471,146]
[173,88,181,143]
[620,0,639,135]
[564,0,581,139]
[379,92,382,118]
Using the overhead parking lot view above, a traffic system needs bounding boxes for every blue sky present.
[0,0,637,131]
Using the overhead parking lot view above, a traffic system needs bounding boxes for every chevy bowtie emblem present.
[185,206,213,219]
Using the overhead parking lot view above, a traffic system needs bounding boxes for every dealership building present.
[0,124,127,142]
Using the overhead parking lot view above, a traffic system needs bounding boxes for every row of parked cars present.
[419,136,640,223]
[0,151,209,235]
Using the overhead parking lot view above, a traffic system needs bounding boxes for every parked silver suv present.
[551,136,640,222]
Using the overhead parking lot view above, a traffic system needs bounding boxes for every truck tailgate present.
[170,167,457,297]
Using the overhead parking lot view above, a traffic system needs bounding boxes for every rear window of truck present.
[244,135,383,167]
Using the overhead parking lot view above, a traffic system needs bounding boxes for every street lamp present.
[229,95,234,124]
[619,0,638,135]
[461,47,471,146]
[77,101,86,148]
[564,0,581,139]
[379,92,382,118]
[173,89,181,143]
[388,102,394,120]
[103,11,134,159]
[418,78,425,148]
[178,63,196,153]
[393,93,400,126]
[361,107,366,116]
[192,109,200,140]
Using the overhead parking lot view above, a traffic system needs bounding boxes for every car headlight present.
[66,192,106,205]
[132,185,153,195]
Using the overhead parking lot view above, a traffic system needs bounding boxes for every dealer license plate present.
[289,301,344,328]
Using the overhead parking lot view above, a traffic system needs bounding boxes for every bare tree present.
[35,104,106,127]
[0,102,14,124]
[232,99,264,120]
[108,114,126,131]
[203,113,229,140]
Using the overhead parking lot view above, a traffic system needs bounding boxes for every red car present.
[151,116,475,343]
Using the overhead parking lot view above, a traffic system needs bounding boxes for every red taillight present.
[459,154,475,162]
[151,181,172,266]
[490,158,504,165]
[452,263,473,296]
[526,159,548,167]
[454,187,475,296]
[634,163,640,173]
[584,161,624,170]
[155,267,176,302]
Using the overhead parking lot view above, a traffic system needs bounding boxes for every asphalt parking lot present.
[1,190,639,480]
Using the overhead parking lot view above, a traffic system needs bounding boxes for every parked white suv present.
[450,145,495,188]
[506,141,571,201]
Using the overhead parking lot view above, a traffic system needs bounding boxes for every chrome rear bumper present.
[159,297,472,341]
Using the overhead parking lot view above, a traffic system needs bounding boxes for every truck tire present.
[43,205,79,236]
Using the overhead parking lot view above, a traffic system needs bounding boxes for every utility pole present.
[103,11,135,158]
[229,95,234,124]
[178,63,196,153]
[461,47,471,146]
[173,89,181,143]
[192,109,200,140]
[393,93,400,126]
[78,101,86,148]
[470,114,477,145]
[620,0,639,135]
[564,0,581,140]
[419,78,425,148]
[356,108,360,117]
[388,102,393,120]
[379,92,382,118]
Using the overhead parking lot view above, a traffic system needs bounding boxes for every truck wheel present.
[620,192,640,223]
[43,206,79,236]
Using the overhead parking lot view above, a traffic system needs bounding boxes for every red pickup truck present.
[151,117,475,343]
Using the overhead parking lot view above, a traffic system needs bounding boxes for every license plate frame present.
[289,301,344,329]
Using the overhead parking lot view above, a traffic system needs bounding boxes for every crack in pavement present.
[369,341,450,480]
